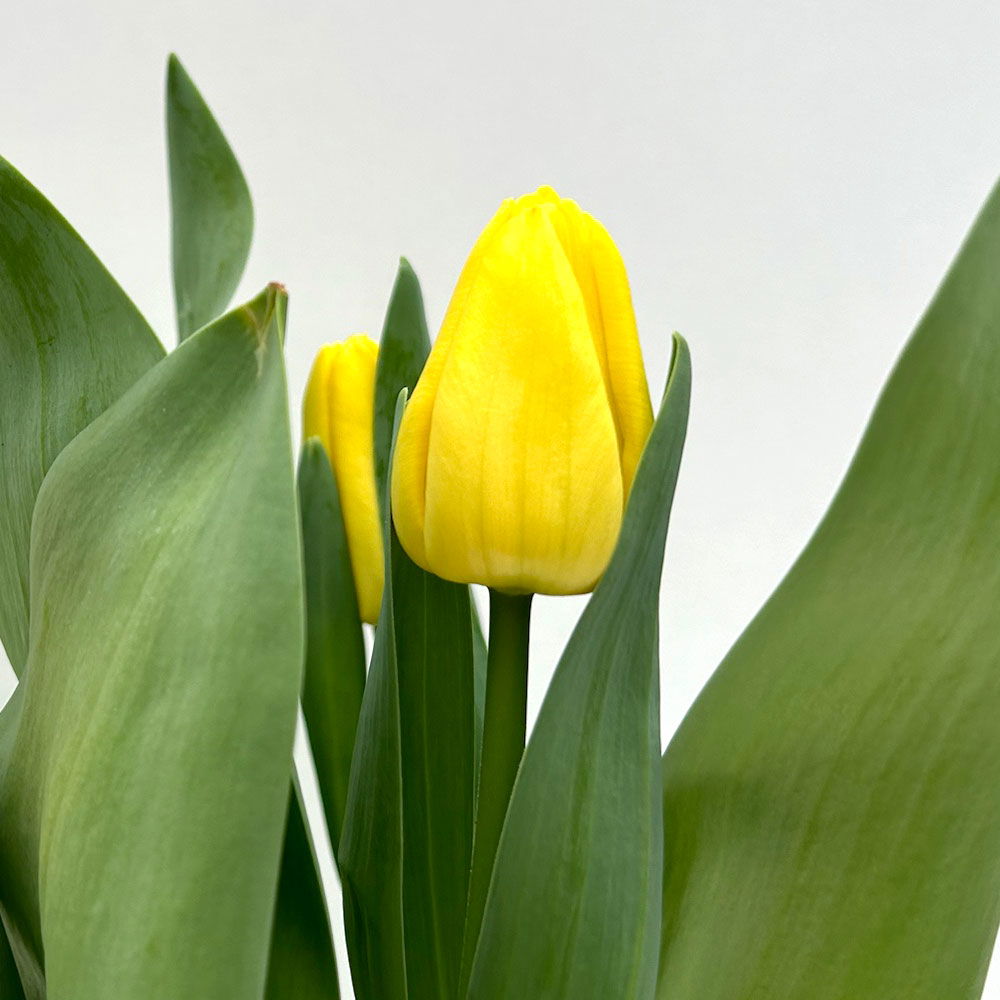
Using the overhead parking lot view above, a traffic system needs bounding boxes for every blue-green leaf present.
[339,393,409,1000]
[0,158,163,674]
[0,288,302,1000]
[373,261,479,999]
[467,337,691,1000]
[167,54,253,341]
[299,440,367,856]
[373,259,431,507]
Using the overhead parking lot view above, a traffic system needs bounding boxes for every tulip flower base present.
[2,55,1000,1000]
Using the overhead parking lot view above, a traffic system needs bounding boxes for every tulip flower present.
[391,185,654,597]
[303,335,383,624]
[388,187,656,988]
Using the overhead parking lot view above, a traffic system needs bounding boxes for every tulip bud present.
[391,186,653,595]
[303,335,383,623]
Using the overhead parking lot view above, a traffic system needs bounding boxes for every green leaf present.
[373,259,431,507]
[339,393,409,1000]
[393,530,477,1000]
[0,288,303,1000]
[167,54,253,341]
[0,157,163,674]
[658,179,1000,999]
[0,920,24,1000]
[471,603,487,797]
[372,260,479,998]
[467,337,692,1000]
[265,782,340,1000]
[0,690,25,1000]
[299,439,367,855]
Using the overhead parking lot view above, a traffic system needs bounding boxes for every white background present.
[2,1,1000,995]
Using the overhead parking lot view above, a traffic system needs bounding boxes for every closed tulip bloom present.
[391,186,654,595]
[303,335,383,623]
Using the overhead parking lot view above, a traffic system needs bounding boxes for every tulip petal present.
[537,193,654,495]
[391,203,518,571]
[304,337,384,624]
[422,206,623,594]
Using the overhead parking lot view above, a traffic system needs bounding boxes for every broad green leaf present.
[467,337,691,1000]
[164,63,334,990]
[373,261,479,998]
[339,393,409,1000]
[299,439,366,855]
[167,54,253,340]
[0,288,302,1000]
[0,157,163,674]
[265,782,340,1000]
[658,179,1000,999]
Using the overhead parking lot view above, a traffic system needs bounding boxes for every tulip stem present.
[461,588,533,985]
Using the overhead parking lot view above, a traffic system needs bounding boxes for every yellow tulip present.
[303,335,383,623]
[391,186,654,595]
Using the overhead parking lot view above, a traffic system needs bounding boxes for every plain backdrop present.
[2,1,1000,996]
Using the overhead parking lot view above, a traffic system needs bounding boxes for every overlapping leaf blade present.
[373,262,479,999]
[467,337,691,1000]
[0,158,163,675]
[339,394,409,1000]
[167,54,253,341]
[299,439,367,856]
[0,289,303,1000]
[0,922,23,1000]
[658,179,1000,999]
[373,259,431,504]
[265,784,340,1000]
[164,59,337,997]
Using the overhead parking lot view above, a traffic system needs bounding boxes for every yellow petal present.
[414,205,623,594]
[391,199,519,570]
[540,193,655,495]
[303,335,384,623]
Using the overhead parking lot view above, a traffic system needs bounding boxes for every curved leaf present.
[467,336,691,1000]
[658,178,1000,999]
[0,158,163,674]
[0,287,302,1000]
[167,54,253,340]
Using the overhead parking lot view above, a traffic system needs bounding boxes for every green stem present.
[460,589,533,989]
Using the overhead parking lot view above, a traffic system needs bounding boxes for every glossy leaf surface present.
[467,337,691,1000]
[658,179,1000,1000]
